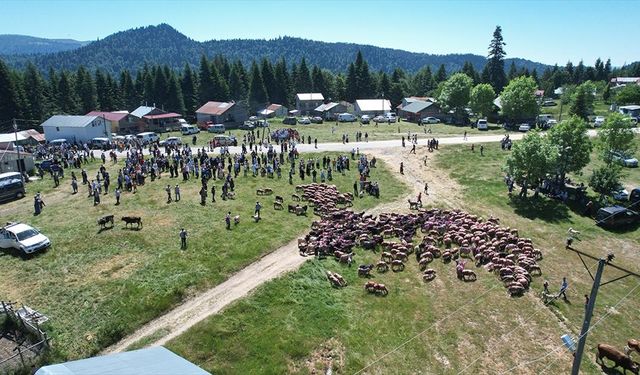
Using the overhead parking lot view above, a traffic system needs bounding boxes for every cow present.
[596,344,639,374]
[121,216,142,229]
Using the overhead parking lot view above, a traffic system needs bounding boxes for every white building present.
[41,115,111,144]
[295,93,324,115]
[354,99,392,117]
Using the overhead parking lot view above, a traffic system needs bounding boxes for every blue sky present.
[2,0,639,66]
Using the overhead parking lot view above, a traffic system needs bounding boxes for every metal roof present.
[355,99,391,112]
[196,101,235,115]
[0,133,28,143]
[143,112,181,120]
[35,346,211,375]
[315,102,339,112]
[400,101,437,114]
[86,111,130,122]
[267,103,283,111]
[296,93,324,101]
[620,105,640,110]
[41,115,99,128]
[130,106,156,118]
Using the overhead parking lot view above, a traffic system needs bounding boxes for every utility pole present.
[567,248,640,375]
[13,119,23,182]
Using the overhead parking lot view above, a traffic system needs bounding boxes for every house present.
[396,97,436,112]
[196,101,248,127]
[610,77,640,88]
[398,101,443,123]
[354,99,392,117]
[295,93,324,115]
[35,346,211,375]
[0,132,28,150]
[258,103,288,118]
[18,129,46,145]
[619,105,640,117]
[0,150,35,174]
[314,101,351,120]
[130,106,183,133]
[41,115,110,144]
[86,111,140,134]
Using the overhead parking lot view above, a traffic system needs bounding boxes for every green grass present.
[0,152,407,362]
[166,142,640,375]
[160,118,510,146]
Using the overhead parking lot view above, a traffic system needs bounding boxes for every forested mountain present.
[3,24,548,74]
[0,35,88,55]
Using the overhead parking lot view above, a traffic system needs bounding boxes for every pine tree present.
[604,59,612,80]
[345,63,358,102]
[574,60,585,84]
[181,64,198,118]
[153,67,169,108]
[594,58,605,81]
[134,71,145,108]
[166,74,185,115]
[229,61,248,103]
[435,64,447,83]
[248,61,268,111]
[120,70,139,110]
[295,57,312,93]
[209,62,230,101]
[413,66,433,96]
[311,66,327,98]
[462,61,479,84]
[273,57,290,106]
[57,71,79,114]
[507,61,518,81]
[0,59,22,121]
[377,72,391,99]
[486,25,507,92]
[22,62,48,121]
[47,68,60,113]
[75,66,97,114]
[198,55,214,104]
[260,58,277,102]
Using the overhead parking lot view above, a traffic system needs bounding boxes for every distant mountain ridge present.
[0,34,89,55]
[2,24,550,74]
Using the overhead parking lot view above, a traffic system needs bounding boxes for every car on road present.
[159,137,182,146]
[594,116,605,127]
[311,116,324,124]
[476,119,488,130]
[596,206,640,228]
[0,222,51,256]
[298,117,311,125]
[518,123,531,132]
[283,117,297,125]
[360,115,371,124]
[610,151,638,168]
[421,117,440,125]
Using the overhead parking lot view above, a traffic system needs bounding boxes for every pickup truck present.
[0,222,51,255]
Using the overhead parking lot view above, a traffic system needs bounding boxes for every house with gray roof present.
[41,115,110,144]
[296,93,324,115]
[398,100,442,123]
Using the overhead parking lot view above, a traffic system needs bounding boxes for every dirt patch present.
[289,338,346,375]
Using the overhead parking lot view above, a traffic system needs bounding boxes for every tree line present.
[0,26,637,126]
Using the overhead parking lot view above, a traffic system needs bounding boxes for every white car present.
[518,123,531,132]
[594,116,605,127]
[421,117,440,125]
[159,137,182,146]
[373,115,386,123]
[360,115,371,124]
[384,113,397,123]
[298,117,311,125]
[476,119,488,130]
[0,222,51,255]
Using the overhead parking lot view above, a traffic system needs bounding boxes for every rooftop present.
[143,112,182,120]
[131,106,156,118]
[401,100,437,114]
[296,93,324,101]
[355,99,391,112]
[86,111,130,122]
[41,115,100,128]
[196,101,235,115]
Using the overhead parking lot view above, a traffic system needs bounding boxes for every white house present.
[354,99,392,117]
[295,93,324,115]
[41,115,111,144]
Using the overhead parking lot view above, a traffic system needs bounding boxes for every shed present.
[35,346,211,375]
[0,150,35,174]
[354,99,391,117]
[265,103,288,117]
[398,101,442,123]
[196,101,247,127]
[41,115,110,144]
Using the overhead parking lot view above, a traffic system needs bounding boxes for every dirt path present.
[103,237,306,353]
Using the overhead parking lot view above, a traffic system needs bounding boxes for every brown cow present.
[596,344,639,374]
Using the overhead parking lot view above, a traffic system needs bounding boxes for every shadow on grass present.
[601,365,629,375]
[599,221,640,234]
[508,196,571,223]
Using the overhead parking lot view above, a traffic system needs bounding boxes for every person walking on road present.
[255,201,262,219]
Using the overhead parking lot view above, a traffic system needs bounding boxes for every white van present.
[136,132,159,145]
[338,113,357,122]
[207,124,226,133]
[181,124,199,135]
[90,137,112,149]
[477,119,488,130]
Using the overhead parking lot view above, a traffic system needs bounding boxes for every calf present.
[97,215,114,229]
[121,216,142,229]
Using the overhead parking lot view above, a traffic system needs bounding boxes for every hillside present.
[3,24,549,74]
[0,34,88,55]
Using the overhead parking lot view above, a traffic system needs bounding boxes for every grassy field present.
[0,151,408,362]
[161,118,510,147]
[167,141,640,374]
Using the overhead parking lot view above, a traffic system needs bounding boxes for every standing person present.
[71,178,78,194]
[174,184,181,202]
[115,188,121,205]
[93,189,101,205]
[165,184,172,203]
[558,277,569,301]
[400,162,404,175]
[424,182,429,195]
[480,145,484,156]
[314,138,317,149]
[463,131,467,140]
[401,136,405,148]
[417,192,422,205]
[211,185,216,203]
[81,169,88,185]
[255,201,262,219]
[179,228,188,249]
[199,186,207,205]
[410,143,416,154]
[225,211,231,230]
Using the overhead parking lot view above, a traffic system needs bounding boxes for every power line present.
[353,283,501,375]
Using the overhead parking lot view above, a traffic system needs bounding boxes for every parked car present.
[421,117,440,125]
[476,119,488,130]
[373,115,386,123]
[542,100,557,106]
[338,113,357,122]
[212,135,237,147]
[360,115,371,124]
[207,124,226,133]
[545,119,558,128]
[610,151,638,168]
[518,123,531,132]
[49,139,68,146]
[611,185,629,201]
[159,137,182,146]
[384,113,397,123]
[311,116,324,124]
[283,117,297,125]
[136,132,160,145]
[596,206,640,228]
[0,172,26,203]
[0,222,51,256]
[89,137,112,150]
[298,117,311,125]
[594,116,605,127]
[181,124,199,135]
[240,121,255,130]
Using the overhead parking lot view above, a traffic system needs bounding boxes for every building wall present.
[400,106,442,123]
[296,100,324,115]
[0,153,35,173]
[43,118,110,144]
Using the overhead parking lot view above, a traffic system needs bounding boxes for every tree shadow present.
[508,196,571,223]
